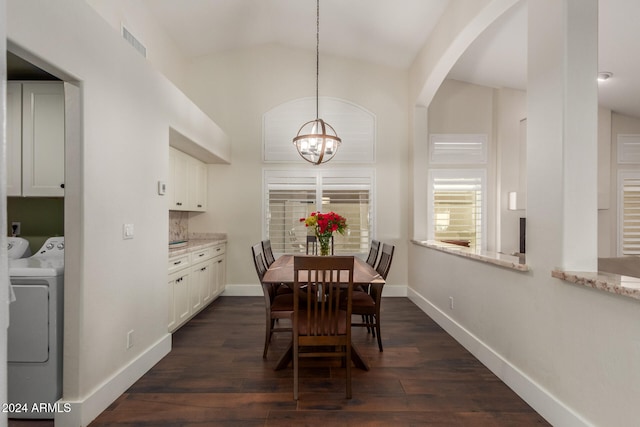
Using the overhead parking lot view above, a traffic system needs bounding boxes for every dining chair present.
[292,255,354,400]
[261,239,276,267]
[305,235,334,255]
[365,239,380,267]
[350,242,395,352]
[252,243,293,358]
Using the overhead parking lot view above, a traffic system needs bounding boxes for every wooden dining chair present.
[292,255,354,400]
[261,239,276,267]
[365,239,380,267]
[350,243,395,352]
[252,243,293,358]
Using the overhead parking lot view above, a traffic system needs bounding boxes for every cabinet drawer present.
[190,247,213,263]
[211,244,226,257]
[168,254,190,273]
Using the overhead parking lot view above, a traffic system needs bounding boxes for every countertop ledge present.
[552,270,640,302]
[169,233,226,258]
[412,240,530,272]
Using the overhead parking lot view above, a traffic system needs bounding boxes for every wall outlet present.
[127,330,134,349]
[11,221,21,236]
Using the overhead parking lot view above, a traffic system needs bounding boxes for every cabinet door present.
[213,254,226,296]
[6,83,22,197]
[169,148,189,210]
[189,263,205,313]
[193,160,208,211]
[199,259,215,305]
[21,82,65,197]
[168,274,177,332]
[175,272,191,327]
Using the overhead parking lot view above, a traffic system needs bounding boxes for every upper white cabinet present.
[169,147,207,212]
[6,83,23,196]
[7,82,65,197]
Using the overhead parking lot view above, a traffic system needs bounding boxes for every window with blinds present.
[618,172,640,255]
[428,170,485,250]
[264,170,374,255]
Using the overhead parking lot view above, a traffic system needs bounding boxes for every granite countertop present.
[412,239,529,272]
[552,270,640,302]
[169,233,227,258]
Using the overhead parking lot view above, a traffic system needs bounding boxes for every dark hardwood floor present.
[11,297,549,426]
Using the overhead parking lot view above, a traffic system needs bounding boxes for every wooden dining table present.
[261,254,384,371]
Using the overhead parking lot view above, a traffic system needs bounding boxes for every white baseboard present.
[55,333,171,427]
[407,288,591,427]
[222,284,262,296]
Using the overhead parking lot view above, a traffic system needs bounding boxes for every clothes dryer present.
[8,237,64,419]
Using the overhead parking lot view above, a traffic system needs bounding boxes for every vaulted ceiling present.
[138,0,640,118]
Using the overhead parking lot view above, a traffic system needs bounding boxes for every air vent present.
[122,25,147,58]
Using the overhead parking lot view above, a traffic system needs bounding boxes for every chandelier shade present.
[292,0,341,165]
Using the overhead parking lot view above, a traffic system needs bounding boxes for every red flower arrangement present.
[300,211,348,255]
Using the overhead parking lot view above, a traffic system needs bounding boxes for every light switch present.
[123,223,134,240]
[158,181,167,196]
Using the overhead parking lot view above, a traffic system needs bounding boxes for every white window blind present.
[617,134,640,164]
[429,134,488,164]
[264,170,374,255]
[428,170,485,250]
[618,172,640,255]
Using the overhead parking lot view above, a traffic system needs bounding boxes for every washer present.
[8,237,64,419]
[7,237,31,259]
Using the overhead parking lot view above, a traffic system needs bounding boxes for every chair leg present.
[263,318,274,359]
[345,345,352,399]
[293,342,299,400]
[375,315,383,352]
[362,314,370,333]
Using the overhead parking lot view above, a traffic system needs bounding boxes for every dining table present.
[261,254,385,371]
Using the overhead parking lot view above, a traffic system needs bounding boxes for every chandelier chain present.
[315,0,320,120]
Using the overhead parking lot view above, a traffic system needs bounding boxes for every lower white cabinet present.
[168,243,226,332]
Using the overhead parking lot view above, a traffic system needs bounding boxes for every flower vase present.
[317,233,332,256]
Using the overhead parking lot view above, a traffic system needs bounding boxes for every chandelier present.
[292,0,341,165]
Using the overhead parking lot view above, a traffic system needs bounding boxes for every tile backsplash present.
[169,211,188,243]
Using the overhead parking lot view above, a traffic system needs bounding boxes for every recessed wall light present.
[598,71,613,82]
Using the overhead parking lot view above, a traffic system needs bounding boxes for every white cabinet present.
[211,245,226,297]
[168,269,191,332]
[7,82,65,197]
[6,83,22,196]
[169,147,207,212]
[168,254,190,332]
[168,243,225,333]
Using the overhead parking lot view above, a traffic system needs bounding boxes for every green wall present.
[7,197,64,251]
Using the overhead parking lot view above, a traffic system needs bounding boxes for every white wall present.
[495,87,527,254]
[183,44,410,294]
[85,0,188,90]
[6,0,228,425]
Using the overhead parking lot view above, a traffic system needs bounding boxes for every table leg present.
[350,344,369,371]
[274,341,293,370]
[274,341,369,371]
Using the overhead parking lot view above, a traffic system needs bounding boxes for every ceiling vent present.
[122,25,147,58]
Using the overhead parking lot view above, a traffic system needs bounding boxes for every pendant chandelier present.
[292,0,341,165]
